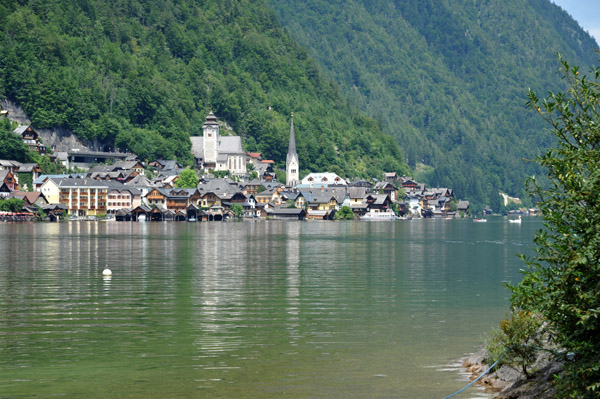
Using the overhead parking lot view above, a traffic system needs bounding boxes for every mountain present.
[0,0,408,178]
[268,0,599,208]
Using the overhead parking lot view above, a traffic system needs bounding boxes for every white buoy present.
[102,268,112,276]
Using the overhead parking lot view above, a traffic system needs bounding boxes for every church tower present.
[286,114,299,187]
[202,111,220,169]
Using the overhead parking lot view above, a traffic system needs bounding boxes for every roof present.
[57,178,110,189]
[300,172,347,187]
[348,187,367,199]
[219,136,244,154]
[13,125,30,135]
[124,175,159,188]
[266,207,305,216]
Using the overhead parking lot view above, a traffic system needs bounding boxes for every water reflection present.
[0,219,539,399]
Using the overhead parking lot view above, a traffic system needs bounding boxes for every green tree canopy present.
[175,168,199,189]
[511,56,600,398]
[0,118,35,162]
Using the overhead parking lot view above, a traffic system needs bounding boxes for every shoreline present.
[461,349,562,399]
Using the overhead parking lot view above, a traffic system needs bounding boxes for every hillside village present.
[1,111,468,222]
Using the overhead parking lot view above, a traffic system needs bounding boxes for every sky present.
[551,0,600,45]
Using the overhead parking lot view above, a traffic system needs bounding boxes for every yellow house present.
[39,178,62,204]
[56,178,108,217]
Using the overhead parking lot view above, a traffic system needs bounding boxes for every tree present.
[0,119,35,163]
[175,168,199,188]
[0,198,25,212]
[510,56,600,398]
[334,205,354,220]
[229,203,244,218]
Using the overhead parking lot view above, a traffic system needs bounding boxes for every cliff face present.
[2,99,103,152]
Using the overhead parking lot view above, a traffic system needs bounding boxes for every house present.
[57,178,109,217]
[13,125,46,154]
[265,207,306,220]
[106,184,142,215]
[298,172,346,189]
[0,159,22,173]
[9,191,48,207]
[364,194,392,211]
[0,169,18,195]
[16,163,42,184]
[190,112,246,176]
[349,179,373,191]
[457,200,470,214]
[242,180,265,195]
[246,152,262,166]
[373,181,398,202]
[400,177,419,191]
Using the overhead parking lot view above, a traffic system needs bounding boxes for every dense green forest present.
[269,0,599,208]
[0,0,408,179]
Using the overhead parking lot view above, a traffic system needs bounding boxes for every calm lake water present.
[0,218,540,399]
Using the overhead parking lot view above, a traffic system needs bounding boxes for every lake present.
[0,218,539,398]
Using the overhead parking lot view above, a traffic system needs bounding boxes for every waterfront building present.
[57,178,108,217]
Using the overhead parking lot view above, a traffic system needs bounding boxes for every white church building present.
[190,111,246,176]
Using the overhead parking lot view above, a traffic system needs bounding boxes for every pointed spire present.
[287,113,297,157]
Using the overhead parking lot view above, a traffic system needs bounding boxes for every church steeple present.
[286,113,299,187]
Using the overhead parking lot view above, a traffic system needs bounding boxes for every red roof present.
[247,152,262,159]
[261,160,274,164]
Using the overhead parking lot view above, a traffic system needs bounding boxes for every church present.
[286,114,299,187]
[190,112,246,176]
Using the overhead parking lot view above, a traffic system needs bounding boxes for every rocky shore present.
[462,349,563,399]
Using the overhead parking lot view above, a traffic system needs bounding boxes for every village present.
[1,112,469,222]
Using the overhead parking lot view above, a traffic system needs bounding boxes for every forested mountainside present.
[269,0,599,207]
[0,0,408,178]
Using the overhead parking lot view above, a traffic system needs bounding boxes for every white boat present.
[508,215,522,224]
[473,218,487,222]
[360,209,399,221]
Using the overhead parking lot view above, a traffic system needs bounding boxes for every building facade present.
[190,112,247,176]
[286,115,299,187]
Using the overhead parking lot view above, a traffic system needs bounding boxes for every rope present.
[441,347,512,399]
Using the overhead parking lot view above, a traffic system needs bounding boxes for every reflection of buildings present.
[285,223,301,344]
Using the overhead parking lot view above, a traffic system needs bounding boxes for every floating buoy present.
[102,268,112,276]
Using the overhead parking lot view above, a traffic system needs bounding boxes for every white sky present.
[551,0,600,45]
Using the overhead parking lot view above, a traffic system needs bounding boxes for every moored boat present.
[360,209,399,221]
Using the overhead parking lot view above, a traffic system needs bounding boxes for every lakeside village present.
[1,111,473,223]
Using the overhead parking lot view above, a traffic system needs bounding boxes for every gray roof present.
[34,174,86,185]
[286,117,297,164]
[190,137,203,159]
[125,175,159,188]
[219,136,244,154]
[13,125,30,135]
[190,136,245,160]
[348,187,367,199]
[266,207,305,215]
[197,178,240,197]
[57,178,110,188]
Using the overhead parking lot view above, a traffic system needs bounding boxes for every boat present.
[360,209,399,221]
[473,218,487,222]
[508,215,522,224]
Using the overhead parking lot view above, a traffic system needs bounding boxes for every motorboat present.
[360,209,399,221]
